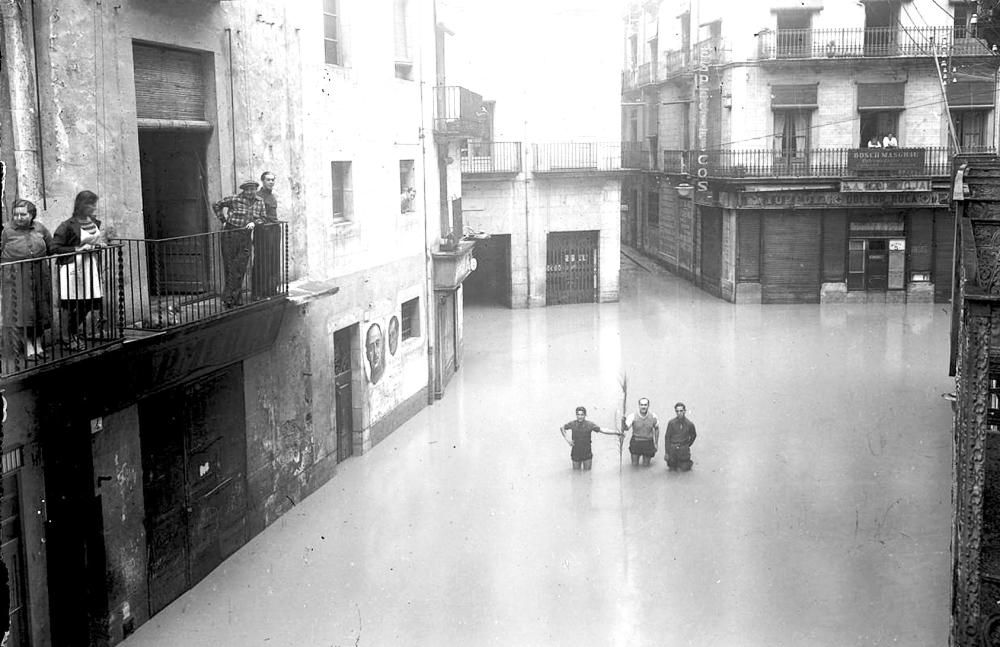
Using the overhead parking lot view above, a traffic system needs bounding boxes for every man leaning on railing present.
[213,179,265,309]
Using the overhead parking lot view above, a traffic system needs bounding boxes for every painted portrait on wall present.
[388,315,399,356]
[365,323,385,384]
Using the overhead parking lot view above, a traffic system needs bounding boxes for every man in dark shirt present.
[560,406,621,470]
[664,402,697,471]
[213,179,265,308]
[252,171,281,299]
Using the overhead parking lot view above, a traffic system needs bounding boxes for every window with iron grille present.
[401,297,420,339]
[323,0,342,66]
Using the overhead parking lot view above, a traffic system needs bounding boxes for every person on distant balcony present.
[252,171,281,300]
[213,179,265,308]
[52,191,109,351]
[1,199,53,363]
[400,186,416,213]
[882,133,898,148]
[867,136,882,148]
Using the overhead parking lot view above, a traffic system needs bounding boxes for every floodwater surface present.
[124,256,954,646]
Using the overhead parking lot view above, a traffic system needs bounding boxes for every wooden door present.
[139,131,210,294]
[866,239,889,291]
[334,327,354,463]
[1,471,27,647]
[140,364,248,615]
[437,291,456,388]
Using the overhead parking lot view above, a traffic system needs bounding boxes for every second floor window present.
[323,0,342,66]
[774,110,809,158]
[331,161,353,222]
[953,111,988,151]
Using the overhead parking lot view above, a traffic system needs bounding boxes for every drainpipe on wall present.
[1,0,44,204]
[421,2,437,404]
[523,120,531,307]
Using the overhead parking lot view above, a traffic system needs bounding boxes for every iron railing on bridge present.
[461,141,522,174]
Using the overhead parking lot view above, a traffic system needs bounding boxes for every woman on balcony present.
[1,199,53,363]
[52,191,109,351]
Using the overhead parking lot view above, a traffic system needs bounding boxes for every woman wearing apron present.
[52,191,107,351]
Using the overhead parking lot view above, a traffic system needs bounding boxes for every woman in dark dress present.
[1,199,53,363]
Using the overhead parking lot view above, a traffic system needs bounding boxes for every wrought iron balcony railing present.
[661,149,689,173]
[756,26,993,60]
[433,86,488,138]
[659,49,690,79]
[532,143,624,173]
[461,141,522,174]
[0,224,289,378]
[696,146,957,178]
[119,223,288,332]
[637,61,654,86]
[622,142,652,170]
[0,246,124,377]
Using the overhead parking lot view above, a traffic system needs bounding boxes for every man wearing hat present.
[213,179,266,308]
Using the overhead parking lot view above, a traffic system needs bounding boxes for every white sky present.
[437,0,630,142]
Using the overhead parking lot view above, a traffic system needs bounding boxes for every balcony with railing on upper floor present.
[433,86,489,139]
[694,146,978,179]
[0,223,289,378]
[533,143,625,174]
[756,25,993,60]
[461,141,522,175]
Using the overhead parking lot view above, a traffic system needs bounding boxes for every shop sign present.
[739,190,948,209]
[847,148,925,172]
[840,179,932,193]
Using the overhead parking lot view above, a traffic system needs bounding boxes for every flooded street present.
[124,256,954,646]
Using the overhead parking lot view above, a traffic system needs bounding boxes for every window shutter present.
[857,82,905,110]
[948,81,995,109]
[771,84,818,109]
[133,44,205,121]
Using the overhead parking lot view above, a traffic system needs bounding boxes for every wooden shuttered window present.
[771,84,818,109]
[948,81,996,109]
[133,44,206,121]
[857,82,905,110]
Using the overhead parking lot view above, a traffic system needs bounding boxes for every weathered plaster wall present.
[6,0,310,275]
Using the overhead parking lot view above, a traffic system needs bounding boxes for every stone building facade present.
[621,0,997,304]
[0,1,476,645]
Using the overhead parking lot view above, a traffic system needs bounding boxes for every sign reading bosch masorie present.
[848,148,926,173]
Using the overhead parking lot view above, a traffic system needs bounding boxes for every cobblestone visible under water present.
[124,257,953,647]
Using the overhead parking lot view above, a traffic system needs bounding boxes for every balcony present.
[532,143,624,173]
[622,142,650,170]
[661,149,689,173]
[756,26,993,60]
[0,224,288,378]
[433,86,488,139]
[659,49,690,79]
[622,67,639,92]
[638,61,654,86]
[692,36,725,67]
[697,147,958,178]
[461,141,522,175]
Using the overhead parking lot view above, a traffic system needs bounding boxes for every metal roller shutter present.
[737,213,760,281]
[934,212,955,302]
[822,210,847,281]
[907,209,934,274]
[762,213,821,303]
[133,44,206,121]
[701,207,723,284]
